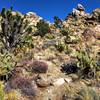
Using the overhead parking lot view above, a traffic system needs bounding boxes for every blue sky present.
[0,0,100,22]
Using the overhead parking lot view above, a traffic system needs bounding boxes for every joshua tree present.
[0,7,29,51]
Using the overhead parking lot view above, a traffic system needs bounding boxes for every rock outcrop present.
[25,12,42,26]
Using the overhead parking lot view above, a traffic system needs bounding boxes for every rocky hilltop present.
[0,4,99,100]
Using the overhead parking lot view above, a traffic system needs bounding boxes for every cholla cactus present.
[76,51,97,78]
[0,7,29,51]
[0,52,15,75]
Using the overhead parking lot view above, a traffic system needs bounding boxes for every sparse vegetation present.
[0,4,99,100]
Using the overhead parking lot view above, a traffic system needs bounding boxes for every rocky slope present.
[0,4,100,100]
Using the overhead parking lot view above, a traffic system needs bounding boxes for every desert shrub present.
[10,76,36,97]
[60,27,80,44]
[0,82,5,100]
[65,36,81,44]
[30,61,48,73]
[61,62,79,74]
[0,7,30,51]
[55,41,71,53]
[5,90,19,100]
[96,58,100,71]
[64,45,72,54]
[76,87,100,100]
[45,33,55,39]
[60,28,70,36]
[23,35,34,48]
[55,41,66,52]
[36,20,50,37]
[50,24,56,30]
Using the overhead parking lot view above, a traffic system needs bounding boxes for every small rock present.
[82,28,96,44]
[69,74,79,81]
[72,8,80,16]
[64,77,72,83]
[36,79,51,87]
[35,74,52,87]
[77,4,85,11]
[53,78,65,86]
[43,40,56,49]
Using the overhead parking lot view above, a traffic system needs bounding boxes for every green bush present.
[36,20,50,37]
[54,16,62,28]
